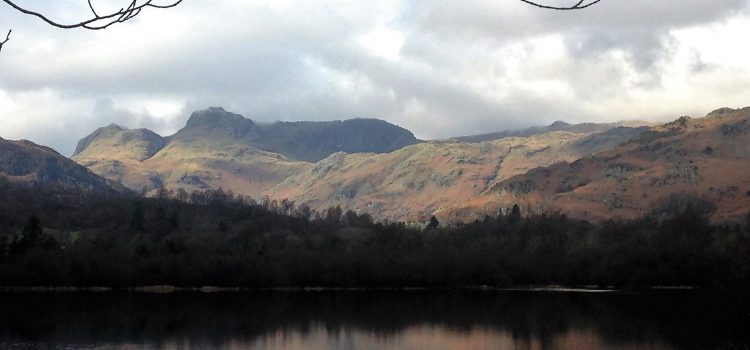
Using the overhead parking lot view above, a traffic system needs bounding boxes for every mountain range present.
[3,106,750,223]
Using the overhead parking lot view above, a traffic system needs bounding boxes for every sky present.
[1,0,750,155]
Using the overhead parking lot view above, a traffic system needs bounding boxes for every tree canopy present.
[1,178,748,289]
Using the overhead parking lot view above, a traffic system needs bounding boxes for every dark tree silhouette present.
[0,177,749,288]
[519,0,602,10]
[426,215,440,230]
[509,204,522,223]
[21,215,42,248]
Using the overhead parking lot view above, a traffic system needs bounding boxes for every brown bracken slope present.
[267,127,644,222]
[446,107,750,223]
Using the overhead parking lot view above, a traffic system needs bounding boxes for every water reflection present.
[238,325,671,350]
[0,290,747,349]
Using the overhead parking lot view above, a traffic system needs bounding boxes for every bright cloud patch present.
[360,25,405,61]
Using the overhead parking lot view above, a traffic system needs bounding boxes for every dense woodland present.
[1,177,749,288]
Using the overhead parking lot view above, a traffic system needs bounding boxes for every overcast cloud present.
[2,0,750,155]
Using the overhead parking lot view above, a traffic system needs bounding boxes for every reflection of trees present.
[0,291,746,349]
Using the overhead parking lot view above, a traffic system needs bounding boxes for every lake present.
[0,290,748,349]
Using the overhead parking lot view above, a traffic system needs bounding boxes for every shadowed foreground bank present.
[0,290,749,349]
[1,179,750,288]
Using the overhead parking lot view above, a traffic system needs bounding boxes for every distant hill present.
[72,107,419,196]
[446,107,750,223]
[268,127,645,222]
[255,118,420,162]
[133,107,420,162]
[0,137,128,193]
[452,120,651,143]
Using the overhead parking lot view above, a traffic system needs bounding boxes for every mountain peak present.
[549,121,571,128]
[706,106,750,119]
[105,123,126,131]
[74,123,128,155]
[185,107,251,127]
[182,107,257,140]
[708,107,737,116]
[173,107,420,161]
[258,116,419,161]
[73,123,165,161]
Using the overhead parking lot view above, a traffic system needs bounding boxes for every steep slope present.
[140,136,311,196]
[0,137,127,193]
[73,107,419,196]
[449,107,750,222]
[268,127,645,222]
[169,107,419,162]
[73,109,311,196]
[73,124,168,193]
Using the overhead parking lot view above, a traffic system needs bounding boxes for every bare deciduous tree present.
[519,0,602,10]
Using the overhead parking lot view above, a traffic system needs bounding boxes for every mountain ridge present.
[451,120,652,143]
[267,125,646,222]
[0,137,129,194]
[76,107,421,163]
[68,106,659,221]
[14,106,748,223]
[442,107,750,223]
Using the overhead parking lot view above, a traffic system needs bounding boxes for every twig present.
[1,0,182,30]
[519,0,603,10]
[0,29,10,53]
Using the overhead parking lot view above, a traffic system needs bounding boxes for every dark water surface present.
[0,290,748,349]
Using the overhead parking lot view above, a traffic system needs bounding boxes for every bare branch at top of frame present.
[0,29,11,52]
[519,0,603,10]
[1,0,183,30]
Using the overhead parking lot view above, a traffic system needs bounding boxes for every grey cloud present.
[90,99,177,133]
[406,0,749,74]
[407,0,748,40]
[1,0,750,152]
[686,49,715,74]
[57,99,177,156]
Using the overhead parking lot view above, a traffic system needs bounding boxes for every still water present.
[0,290,748,349]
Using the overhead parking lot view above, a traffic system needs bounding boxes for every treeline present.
[1,178,749,288]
